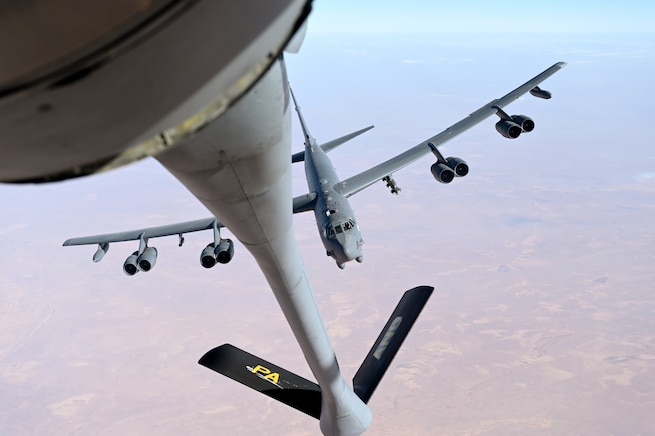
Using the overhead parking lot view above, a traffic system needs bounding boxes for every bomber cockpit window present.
[335,225,343,234]
[343,221,352,231]
[326,226,335,239]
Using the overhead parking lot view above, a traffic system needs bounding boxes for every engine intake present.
[200,239,235,268]
[495,120,522,139]
[137,246,157,272]
[446,157,469,177]
[215,239,234,264]
[201,243,217,268]
[431,162,455,184]
[123,251,139,276]
[511,115,534,132]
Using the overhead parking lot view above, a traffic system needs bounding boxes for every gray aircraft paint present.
[290,87,365,269]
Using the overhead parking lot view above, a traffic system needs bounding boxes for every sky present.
[308,1,655,34]
[2,3,655,436]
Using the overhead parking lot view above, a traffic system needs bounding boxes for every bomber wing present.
[334,61,567,198]
[63,199,319,272]
[63,217,232,274]
[63,217,219,246]
[63,193,322,252]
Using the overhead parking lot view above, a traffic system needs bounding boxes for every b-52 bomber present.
[64,63,565,273]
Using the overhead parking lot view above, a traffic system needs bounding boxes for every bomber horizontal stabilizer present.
[291,125,374,163]
[198,343,322,419]
[353,285,434,403]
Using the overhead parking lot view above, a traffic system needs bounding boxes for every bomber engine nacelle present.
[430,162,455,184]
[123,251,139,276]
[201,243,218,268]
[427,142,468,184]
[511,115,534,132]
[446,157,469,177]
[200,239,235,268]
[215,238,234,264]
[494,104,535,139]
[137,246,157,272]
[495,119,522,139]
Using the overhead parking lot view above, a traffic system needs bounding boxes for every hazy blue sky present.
[310,1,655,33]
[1,5,655,435]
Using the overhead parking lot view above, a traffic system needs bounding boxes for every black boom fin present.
[198,286,434,418]
[198,344,322,419]
[353,285,434,403]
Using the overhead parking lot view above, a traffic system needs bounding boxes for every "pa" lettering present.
[250,364,280,384]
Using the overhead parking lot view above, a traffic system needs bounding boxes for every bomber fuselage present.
[303,136,364,268]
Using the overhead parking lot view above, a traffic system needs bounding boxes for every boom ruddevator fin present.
[198,285,434,417]
[353,285,434,403]
[199,343,322,418]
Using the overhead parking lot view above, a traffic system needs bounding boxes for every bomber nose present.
[340,236,359,261]
[342,244,355,261]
